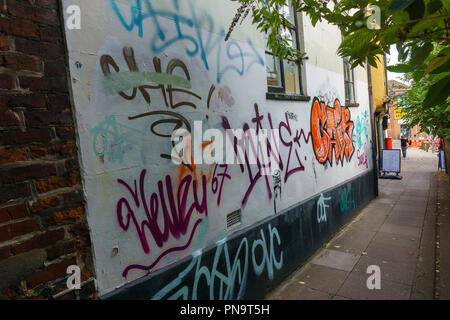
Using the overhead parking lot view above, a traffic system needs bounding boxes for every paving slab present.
[385,215,424,228]
[389,207,427,220]
[310,249,360,272]
[401,188,429,196]
[379,223,422,238]
[374,198,397,205]
[291,264,349,294]
[358,206,392,218]
[267,280,333,300]
[350,214,388,232]
[337,273,411,300]
[392,203,427,214]
[377,193,401,201]
[363,203,394,212]
[365,241,418,263]
[352,256,416,286]
[398,195,429,202]
[266,148,441,300]
[397,199,430,207]
[370,231,420,249]
[329,227,376,255]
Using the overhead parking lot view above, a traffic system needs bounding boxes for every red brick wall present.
[0,0,95,299]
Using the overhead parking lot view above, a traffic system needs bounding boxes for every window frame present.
[265,3,303,96]
[343,57,356,106]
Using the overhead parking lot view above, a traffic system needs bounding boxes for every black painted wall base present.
[102,170,377,300]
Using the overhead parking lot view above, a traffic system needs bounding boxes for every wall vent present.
[226,209,242,229]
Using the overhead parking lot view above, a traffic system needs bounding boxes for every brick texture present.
[0,0,95,300]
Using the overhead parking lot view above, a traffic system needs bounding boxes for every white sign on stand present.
[381,149,401,179]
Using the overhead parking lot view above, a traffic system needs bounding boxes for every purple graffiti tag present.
[221,118,269,206]
[116,168,208,277]
[357,144,368,168]
[279,112,312,183]
[211,163,231,206]
[121,218,203,277]
[222,104,287,207]
[221,104,311,208]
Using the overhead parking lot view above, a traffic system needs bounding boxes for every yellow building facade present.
[370,54,389,161]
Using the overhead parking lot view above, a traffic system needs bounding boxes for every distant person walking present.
[400,136,409,158]
[438,138,444,151]
[438,137,445,170]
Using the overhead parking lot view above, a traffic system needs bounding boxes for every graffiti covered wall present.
[62,0,375,297]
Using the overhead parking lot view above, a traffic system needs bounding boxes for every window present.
[265,3,302,95]
[343,57,356,105]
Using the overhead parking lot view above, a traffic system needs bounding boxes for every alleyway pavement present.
[266,148,450,300]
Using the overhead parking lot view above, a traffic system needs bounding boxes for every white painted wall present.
[62,0,373,295]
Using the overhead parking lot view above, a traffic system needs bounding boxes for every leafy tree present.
[393,46,450,140]
[226,0,450,138]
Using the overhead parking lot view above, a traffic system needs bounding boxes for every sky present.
[386,45,407,84]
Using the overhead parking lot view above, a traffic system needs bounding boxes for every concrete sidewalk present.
[266,148,449,300]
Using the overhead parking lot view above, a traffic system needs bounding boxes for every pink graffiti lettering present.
[357,145,368,169]
[279,112,311,183]
[116,169,208,277]
[211,163,231,206]
[222,103,310,207]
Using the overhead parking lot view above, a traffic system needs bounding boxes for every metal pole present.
[366,61,379,197]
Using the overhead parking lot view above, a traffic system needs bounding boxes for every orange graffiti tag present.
[177,137,214,189]
[311,97,354,166]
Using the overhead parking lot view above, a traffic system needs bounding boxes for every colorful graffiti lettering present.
[101,48,203,109]
[116,168,209,277]
[251,224,283,280]
[60,0,377,299]
[222,104,311,207]
[317,193,331,224]
[357,144,368,169]
[90,115,144,163]
[109,0,264,83]
[356,110,369,150]
[310,97,355,166]
[129,110,192,162]
[222,104,280,207]
[211,164,231,207]
[151,224,282,300]
[339,188,355,213]
[279,111,311,183]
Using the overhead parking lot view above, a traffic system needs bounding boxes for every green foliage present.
[422,74,450,107]
[227,0,450,139]
[389,0,415,11]
[395,46,450,140]
[387,64,414,72]
[228,0,449,76]
[226,0,305,62]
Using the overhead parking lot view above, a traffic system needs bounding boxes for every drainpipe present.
[367,61,379,197]
[383,54,390,101]
[379,54,390,163]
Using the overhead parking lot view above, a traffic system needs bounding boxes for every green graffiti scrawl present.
[103,71,191,95]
